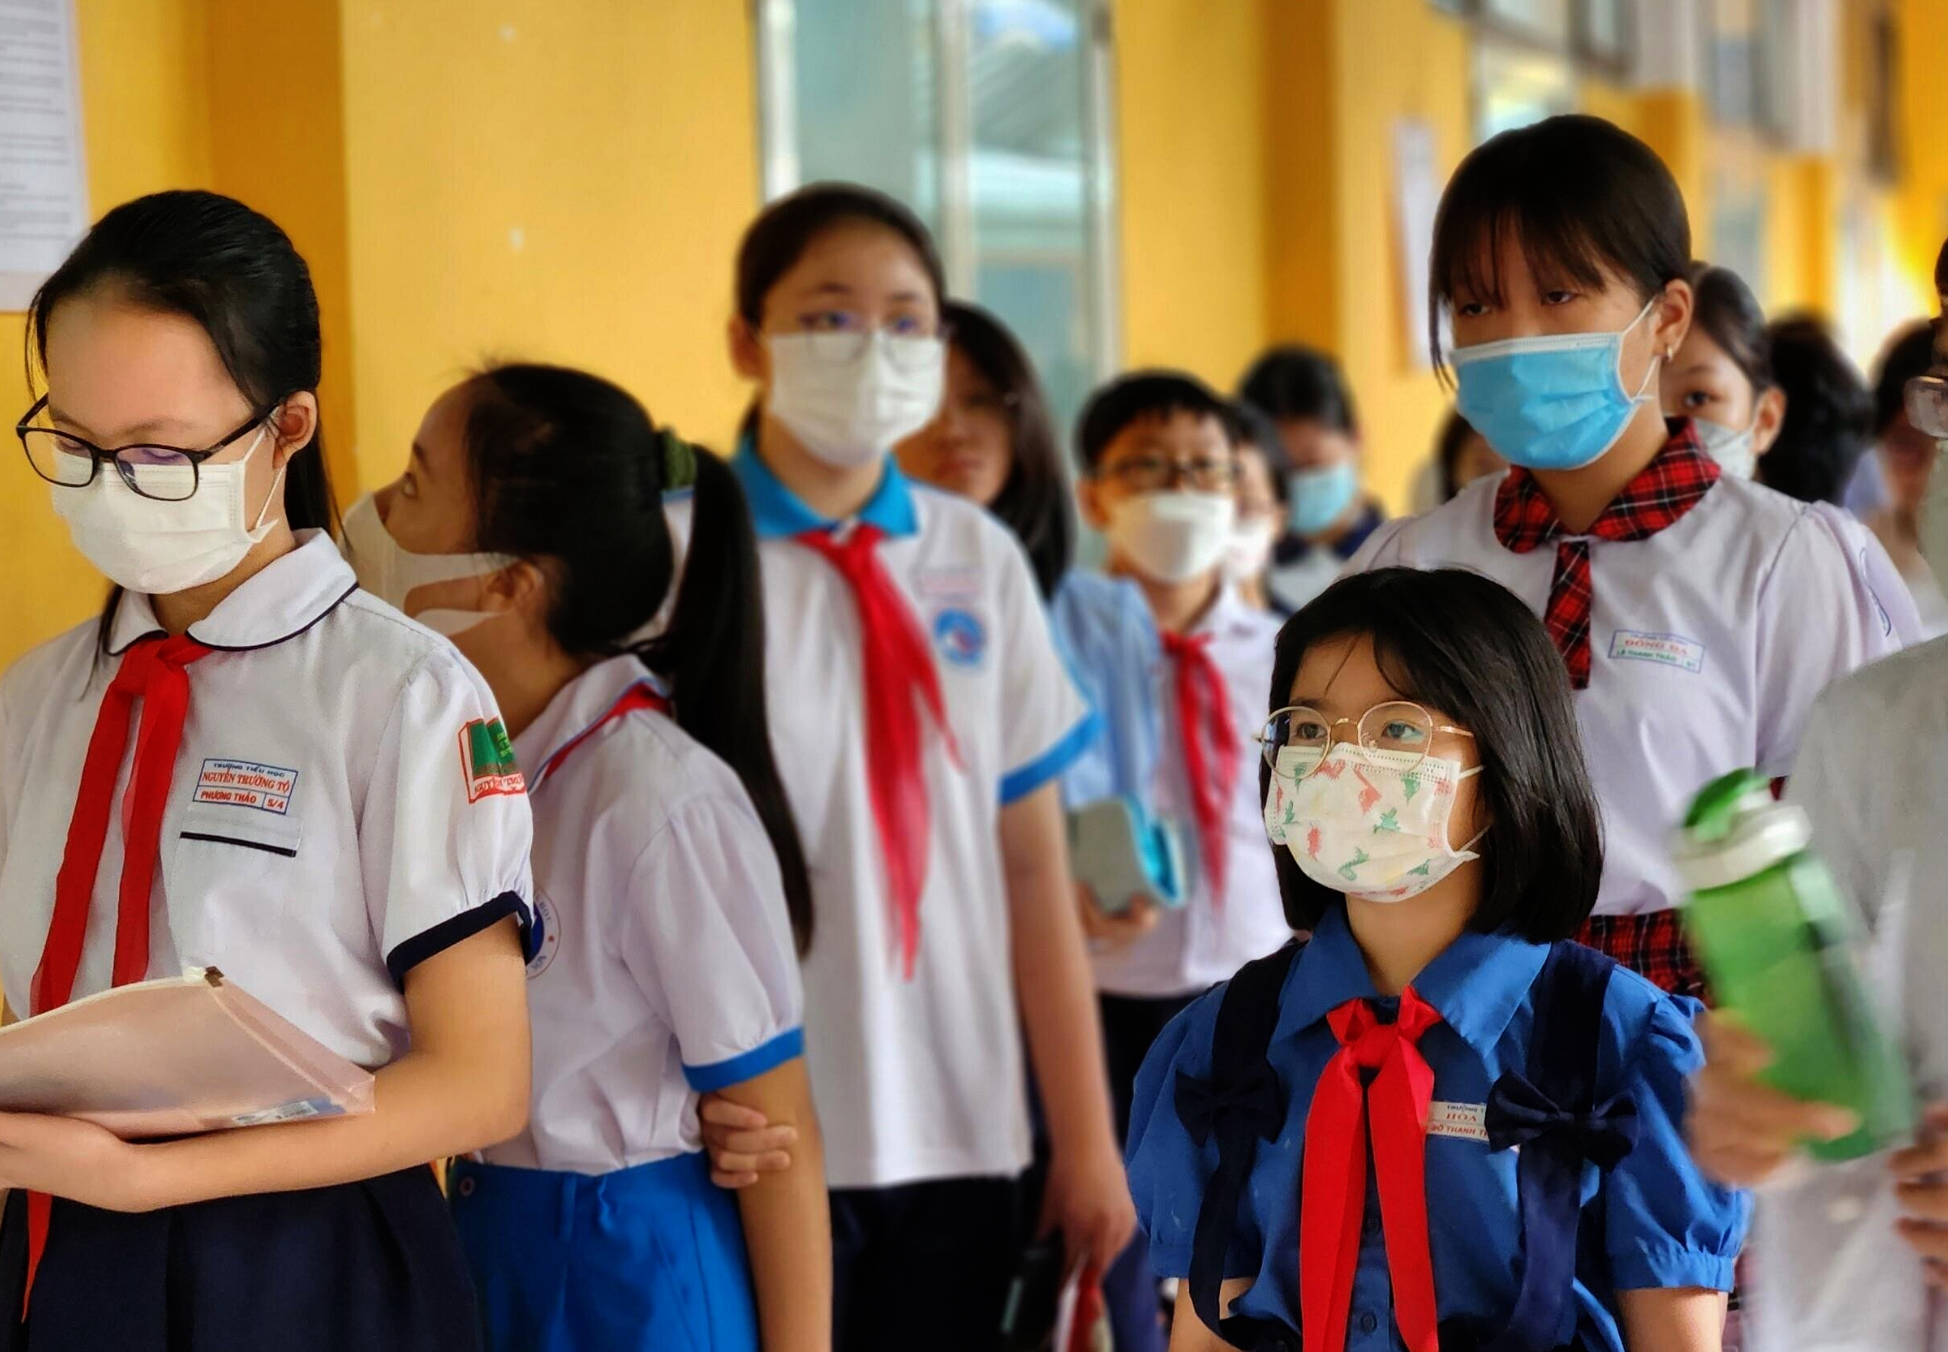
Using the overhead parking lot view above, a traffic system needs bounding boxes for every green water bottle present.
[1670,769,1915,1161]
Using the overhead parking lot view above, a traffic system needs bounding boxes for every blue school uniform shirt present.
[1126,907,1748,1351]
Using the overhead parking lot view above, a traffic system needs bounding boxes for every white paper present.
[0,0,87,310]
[1392,118,1442,370]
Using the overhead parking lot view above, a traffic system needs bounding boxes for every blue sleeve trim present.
[1610,1248,1739,1294]
[385,891,531,989]
[999,708,1102,805]
[682,1027,806,1092]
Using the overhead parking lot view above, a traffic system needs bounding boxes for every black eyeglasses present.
[16,395,276,503]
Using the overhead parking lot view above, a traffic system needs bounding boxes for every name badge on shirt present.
[1427,1100,1490,1143]
[1608,630,1706,675]
[194,758,299,815]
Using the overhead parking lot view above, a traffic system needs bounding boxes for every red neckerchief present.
[795,523,959,979]
[28,634,213,1310]
[1301,989,1443,1352]
[1492,421,1719,690]
[1160,630,1238,905]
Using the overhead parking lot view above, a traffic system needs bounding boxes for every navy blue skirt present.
[0,1166,482,1352]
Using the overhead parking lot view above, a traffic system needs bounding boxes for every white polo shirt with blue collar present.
[667,448,1095,1189]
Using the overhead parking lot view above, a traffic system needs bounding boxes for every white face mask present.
[1106,491,1238,585]
[1263,743,1485,902]
[53,425,285,595]
[767,331,946,469]
[1695,414,1758,480]
[339,493,515,637]
[1223,517,1278,584]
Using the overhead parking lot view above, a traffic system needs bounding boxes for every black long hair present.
[1759,316,1873,505]
[1262,567,1604,941]
[460,363,814,951]
[1237,344,1360,436]
[26,190,336,648]
[944,301,1073,599]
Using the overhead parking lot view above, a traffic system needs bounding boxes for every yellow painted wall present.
[1115,0,1269,391]
[1896,0,1948,297]
[0,0,216,668]
[335,0,762,489]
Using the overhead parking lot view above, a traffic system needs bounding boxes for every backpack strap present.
[1481,940,1642,1352]
[1172,939,1305,1349]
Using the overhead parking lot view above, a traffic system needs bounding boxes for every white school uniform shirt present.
[1090,584,1292,998]
[1345,468,1917,918]
[0,531,534,1066]
[1744,638,1948,1351]
[482,654,803,1176]
[667,449,1095,1189]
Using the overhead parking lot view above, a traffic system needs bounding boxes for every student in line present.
[1066,372,1294,1351]
[342,364,830,1352]
[680,184,1132,1351]
[0,191,533,1348]
[1659,262,1786,480]
[1756,314,1874,505]
[1227,403,1290,612]
[1862,320,1948,636]
[1345,114,1915,998]
[1687,238,1948,1352]
[1132,566,1746,1351]
[1236,345,1382,612]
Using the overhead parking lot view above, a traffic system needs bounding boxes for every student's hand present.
[1890,1104,1948,1285]
[1040,1137,1138,1277]
[0,1112,161,1212]
[698,1094,797,1190]
[1077,885,1159,948]
[1686,1011,1858,1187]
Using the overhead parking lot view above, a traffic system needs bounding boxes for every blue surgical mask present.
[1286,460,1360,537]
[1451,298,1664,472]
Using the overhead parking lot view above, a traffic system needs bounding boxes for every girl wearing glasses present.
[683,183,1131,1350]
[0,193,534,1349]
[1130,566,1747,1352]
[340,364,829,1352]
[1345,115,1915,1002]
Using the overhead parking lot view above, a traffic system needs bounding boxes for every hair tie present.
[658,428,698,491]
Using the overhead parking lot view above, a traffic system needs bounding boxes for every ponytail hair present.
[461,363,814,951]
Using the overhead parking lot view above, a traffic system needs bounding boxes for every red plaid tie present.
[1301,989,1443,1352]
[28,634,212,1310]
[1160,630,1239,905]
[796,524,959,979]
[1492,422,1719,690]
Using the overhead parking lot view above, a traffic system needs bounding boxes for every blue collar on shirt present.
[730,438,919,540]
[1281,906,1551,1057]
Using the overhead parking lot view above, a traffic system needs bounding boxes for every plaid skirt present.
[1576,909,1712,1004]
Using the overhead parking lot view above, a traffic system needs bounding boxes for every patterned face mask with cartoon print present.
[1263,744,1486,902]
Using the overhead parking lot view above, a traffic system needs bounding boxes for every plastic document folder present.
[0,968,375,1137]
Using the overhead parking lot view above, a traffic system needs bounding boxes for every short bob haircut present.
[1262,567,1604,940]
[1074,369,1242,474]
[1429,114,1690,372]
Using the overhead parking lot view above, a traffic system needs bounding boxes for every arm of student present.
[1615,1288,1726,1351]
[1168,1280,1254,1351]
[1004,781,1135,1275]
[0,918,531,1210]
[715,1058,830,1352]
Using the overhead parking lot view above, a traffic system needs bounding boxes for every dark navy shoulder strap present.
[1173,939,1304,1350]
[1478,939,1639,1352]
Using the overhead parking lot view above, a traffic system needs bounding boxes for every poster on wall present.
[0,0,88,312]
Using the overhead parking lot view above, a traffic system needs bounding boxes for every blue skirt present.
[0,1166,481,1352]
[449,1152,759,1352]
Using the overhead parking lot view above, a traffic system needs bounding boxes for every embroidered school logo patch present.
[525,891,560,978]
[193,759,299,815]
[1426,1100,1490,1143]
[459,718,526,802]
[1608,630,1706,675]
[932,608,988,669]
